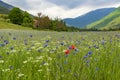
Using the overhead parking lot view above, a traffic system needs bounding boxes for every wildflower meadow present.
[0,29,120,80]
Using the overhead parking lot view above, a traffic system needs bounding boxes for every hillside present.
[0,0,13,10]
[0,6,9,14]
[63,8,115,28]
[0,21,32,30]
[86,7,120,30]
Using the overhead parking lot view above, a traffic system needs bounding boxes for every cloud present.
[45,0,120,9]
[2,0,120,19]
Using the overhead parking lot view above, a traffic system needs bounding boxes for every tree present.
[9,7,23,25]
[22,11,33,27]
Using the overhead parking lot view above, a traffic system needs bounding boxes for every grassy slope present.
[86,7,120,30]
[0,6,9,14]
[0,21,33,30]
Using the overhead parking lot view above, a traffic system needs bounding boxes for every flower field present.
[0,30,120,80]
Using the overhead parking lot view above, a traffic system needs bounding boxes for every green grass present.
[0,21,33,30]
[0,30,120,80]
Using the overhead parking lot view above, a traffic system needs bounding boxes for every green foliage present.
[22,11,33,27]
[0,14,10,22]
[51,19,67,31]
[8,7,23,25]
[34,15,69,31]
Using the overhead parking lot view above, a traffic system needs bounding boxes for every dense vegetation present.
[86,7,120,30]
[0,30,120,80]
[7,7,80,31]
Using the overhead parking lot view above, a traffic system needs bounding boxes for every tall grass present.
[0,30,120,80]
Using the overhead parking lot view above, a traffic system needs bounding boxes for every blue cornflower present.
[101,40,106,45]
[74,48,79,52]
[86,60,90,63]
[8,32,11,36]
[93,45,99,49]
[6,52,9,55]
[0,56,2,58]
[13,37,16,40]
[46,40,49,43]
[41,61,46,65]
[24,40,28,45]
[37,49,41,52]
[3,40,9,44]
[0,44,5,47]
[30,35,33,38]
[67,69,71,73]
[60,42,64,45]
[10,46,14,50]
[44,44,48,48]
[83,55,88,59]
[0,36,3,39]
[64,61,68,64]
[88,51,92,55]
[9,66,14,69]
[74,73,78,77]
[95,67,99,71]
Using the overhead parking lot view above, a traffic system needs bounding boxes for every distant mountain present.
[86,7,120,30]
[0,6,9,14]
[63,8,116,28]
[0,0,13,10]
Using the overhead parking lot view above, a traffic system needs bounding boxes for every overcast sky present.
[2,0,120,19]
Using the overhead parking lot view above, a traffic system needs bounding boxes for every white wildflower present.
[0,60,4,63]
[38,69,42,72]
[27,57,33,61]
[48,57,52,61]
[26,52,30,54]
[2,68,10,72]
[23,60,28,64]
[18,73,24,77]
[31,46,35,49]
[47,68,51,71]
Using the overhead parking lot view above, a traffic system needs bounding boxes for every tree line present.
[8,7,80,31]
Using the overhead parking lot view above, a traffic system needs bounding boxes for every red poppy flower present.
[64,49,70,54]
[70,44,76,50]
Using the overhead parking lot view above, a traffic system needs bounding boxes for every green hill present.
[0,21,33,30]
[86,7,120,30]
[0,6,9,14]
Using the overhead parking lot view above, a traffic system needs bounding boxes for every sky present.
[2,0,120,19]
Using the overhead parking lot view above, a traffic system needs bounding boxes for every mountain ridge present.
[63,8,116,28]
[0,0,14,10]
[86,7,120,30]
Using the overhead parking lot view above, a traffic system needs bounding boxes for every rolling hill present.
[0,6,9,14]
[86,7,120,30]
[0,21,32,30]
[0,0,14,14]
[63,8,115,28]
